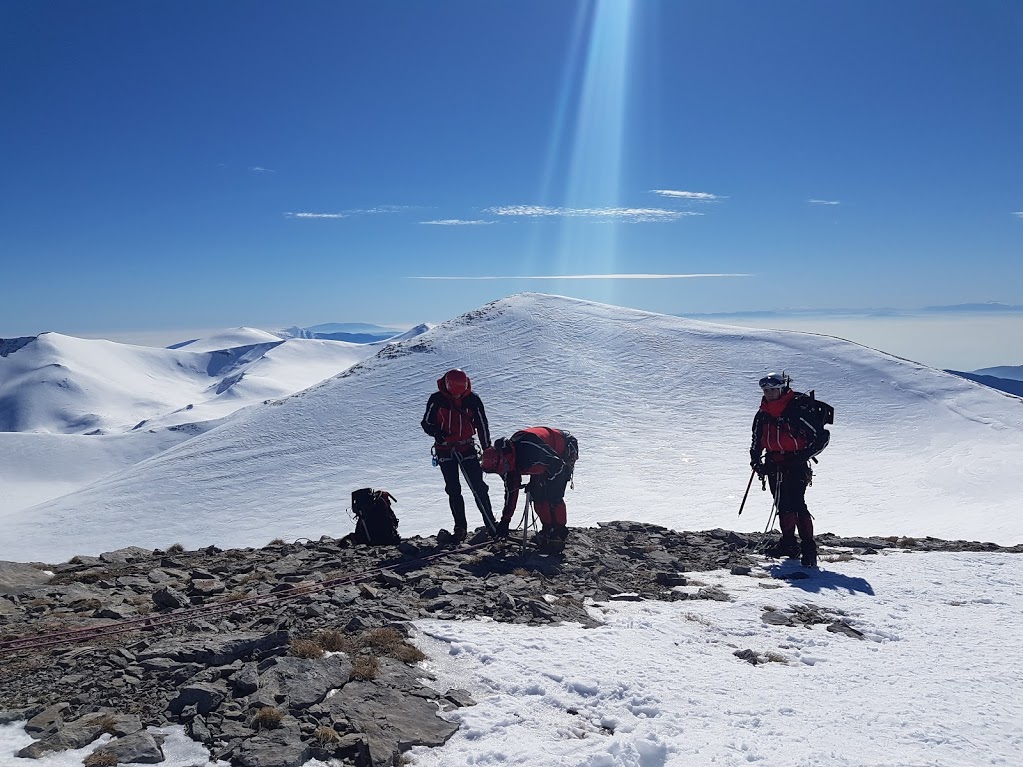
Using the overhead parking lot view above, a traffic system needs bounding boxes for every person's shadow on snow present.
[763,561,875,595]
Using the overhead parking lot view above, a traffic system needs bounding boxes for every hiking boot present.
[451,526,467,543]
[534,529,565,553]
[552,525,569,542]
[800,539,818,568]
[764,536,800,559]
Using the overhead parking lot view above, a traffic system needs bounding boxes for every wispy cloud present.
[420,219,497,226]
[249,166,276,173]
[285,205,415,220]
[284,211,347,219]
[409,273,751,280]
[1012,211,1023,218]
[808,199,841,205]
[483,205,699,223]
[649,189,723,201]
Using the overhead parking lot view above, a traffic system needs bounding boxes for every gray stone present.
[100,546,153,564]
[0,704,44,725]
[257,656,352,709]
[24,702,69,735]
[443,689,477,708]
[0,561,52,596]
[168,682,229,716]
[152,586,190,610]
[234,725,310,767]
[88,731,165,764]
[231,662,260,696]
[327,681,458,766]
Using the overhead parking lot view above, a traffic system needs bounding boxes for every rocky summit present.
[1,522,1019,767]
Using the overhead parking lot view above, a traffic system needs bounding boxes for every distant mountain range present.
[679,302,1023,319]
[945,371,1023,398]
[272,322,406,344]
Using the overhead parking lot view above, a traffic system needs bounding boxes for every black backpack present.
[790,390,834,455]
[351,488,401,545]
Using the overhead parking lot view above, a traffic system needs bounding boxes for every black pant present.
[439,454,496,533]
[767,464,810,517]
[767,463,815,544]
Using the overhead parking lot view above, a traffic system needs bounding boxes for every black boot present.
[800,539,817,568]
[765,535,800,558]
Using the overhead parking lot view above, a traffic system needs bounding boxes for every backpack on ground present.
[350,488,400,545]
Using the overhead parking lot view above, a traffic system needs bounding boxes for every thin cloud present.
[1012,211,1023,218]
[410,273,751,280]
[284,212,347,219]
[249,166,276,173]
[420,219,497,226]
[650,189,723,201]
[285,205,415,220]
[484,205,700,222]
[808,199,841,205]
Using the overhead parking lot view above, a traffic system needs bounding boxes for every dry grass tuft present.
[290,639,325,659]
[362,627,426,663]
[252,706,284,730]
[84,752,118,767]
[166,543,185,554]
[314,626,426,666]
[266,538,287,547]
[351,655,379,680]
[512,567,531,577]
[313,725,341,747]
[315,629,347,652]
[92,713,119,733]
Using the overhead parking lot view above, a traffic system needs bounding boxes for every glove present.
[495,518,510,538]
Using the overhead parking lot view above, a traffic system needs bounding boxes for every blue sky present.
[2,1,1021,358]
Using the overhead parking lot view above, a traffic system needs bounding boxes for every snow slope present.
[0,332,384,435]
[167,326,283,352]
[0,330,428,519]
[3,294,1021,563]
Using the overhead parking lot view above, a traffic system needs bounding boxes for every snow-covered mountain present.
[0,326,429,522]
[0,332,381,435]
[166,326,283,351]
[3,293,1021,563]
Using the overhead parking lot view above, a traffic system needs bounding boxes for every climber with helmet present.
[421,369,497,541]
[481,427,578,550]
[750,372,831,567]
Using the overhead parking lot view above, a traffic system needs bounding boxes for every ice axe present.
[738,468,757,516]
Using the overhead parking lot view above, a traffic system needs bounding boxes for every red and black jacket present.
[421,377,490,454]
[498,427,576,519]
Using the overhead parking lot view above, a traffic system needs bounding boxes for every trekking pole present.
[764,474,783,533]
[738,468,756,516]
[521,487,533,550]
[457,450,498,536]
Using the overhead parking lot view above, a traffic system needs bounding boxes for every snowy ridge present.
[0,329,430,521]
[167,326,284,352]
[3,293,1021,562]
[0,332,387,435]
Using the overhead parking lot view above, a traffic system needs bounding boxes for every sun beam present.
[532,1,638,297]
